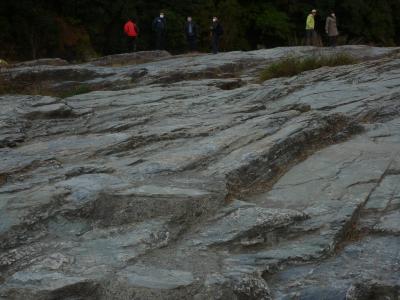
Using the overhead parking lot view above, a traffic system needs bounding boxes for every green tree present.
[0,0,399,61]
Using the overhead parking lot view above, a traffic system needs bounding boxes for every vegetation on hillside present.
[0,0,399,61]
[260,53,358,81]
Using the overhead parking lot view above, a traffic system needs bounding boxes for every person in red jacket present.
[124,17,139,52]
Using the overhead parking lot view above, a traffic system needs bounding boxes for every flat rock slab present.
[116,265,194,289]
[374,210,400,234]
[185,201,307,248]
[268,236,400,299]
[116,185,210,198]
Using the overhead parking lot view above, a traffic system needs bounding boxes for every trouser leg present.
[132,37,137,52]
[306,30,312,45]
[193,38,197,51]
[156,36,159,50]
[156,32,162,50]
[212,35,219,54]
[188,37,196,51]
[311,30,317,46]
[332,36,337,47]
[187,37,192,51]
[127,37,133,52]
[160,33,166,50]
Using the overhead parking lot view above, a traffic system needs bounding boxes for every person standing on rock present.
[210,17,223,54]
[305,9,317,46]
[185,16,198,52]
[153,12,167,50]
[124,17,139,52]
[326,11,339,47]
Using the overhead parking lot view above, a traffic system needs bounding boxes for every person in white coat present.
[326,11,339,47]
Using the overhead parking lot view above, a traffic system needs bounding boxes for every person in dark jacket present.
[185,16,198,52]
[210,17,223,54]
[325,11,339,47]
[152,12,167,50]
[124,17,139,52]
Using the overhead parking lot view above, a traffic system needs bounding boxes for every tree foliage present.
[0,0,399,61]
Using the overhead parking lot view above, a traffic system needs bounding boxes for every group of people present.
[184,16,224,54]
[124,13,224,54]
[306,9,339,47]
[124,9,339,54]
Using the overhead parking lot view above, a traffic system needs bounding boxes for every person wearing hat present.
[306,9,317,46]
[325,11,339,47]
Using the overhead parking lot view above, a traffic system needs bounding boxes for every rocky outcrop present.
[11,58,69,68]
[0,45,400,299]
[1,45,397,97]
[89,50,171,66]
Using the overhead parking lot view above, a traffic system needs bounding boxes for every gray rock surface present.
[89,50,171,66]
[11,58,69,68]
[1,45,400,299]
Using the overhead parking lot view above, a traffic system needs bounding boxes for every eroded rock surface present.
[1,46,400,299]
